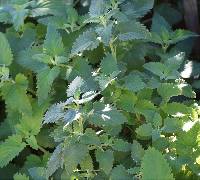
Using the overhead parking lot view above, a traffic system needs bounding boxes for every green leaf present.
[1,74,32,115]
[161,102,192,116]
[67,76,84,97]
[71,29,99,57]
[16,48,47,73]
[100,53,119,75]
[0,134,26,168]
[169,29,197,45]
[80,154,93,171]
[95,23,113,45]
[151,13,171,34]
[11,8,29,31]
[136,123,152,140]
[112,138,131,152]
[110,165,132,180]
[96,149,114,175]
[46,144,63,178]
[28,167,46,180]
[117,91,137,112]
[117,21,150,41]
[121,0,154,18]
[123,73,146,92]
[32,53,52,64]
[37,66,60,104]
[64,144,88,173]
[90,102,127,127]
[79,128,101,146]
[143,62,166,78]
[0,32,13,66]
[26,135,39,150]
[141,147,174,180]
[131,140,145,163]
[14,173,29,180]
[157,83,181,102]
[89,0,106,18]
[43,24,64,56]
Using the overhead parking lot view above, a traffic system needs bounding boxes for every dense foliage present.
[0,0,200,179]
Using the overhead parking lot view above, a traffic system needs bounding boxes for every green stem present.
[38,145,48,154]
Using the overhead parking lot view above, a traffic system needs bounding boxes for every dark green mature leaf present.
[100,53,119,75]
[131,140,145,163]
[117,21,150,41]
[110,165,132,180]
[96,149,114,175]
[123,73,146,92]
[136,123,152,140]
[64,144,88,172]
[121,0,154,18]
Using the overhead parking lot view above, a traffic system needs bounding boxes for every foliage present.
[0,0,199,179]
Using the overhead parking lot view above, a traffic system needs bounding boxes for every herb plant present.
[0,0,199,179]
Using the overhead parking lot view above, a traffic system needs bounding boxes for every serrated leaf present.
[143,62,166,78]
[26,135,39,150]
[161,102,192,116]
[43,24,64,56]
[80,154,93,171]
[141,147,174,180]
[43,102,65,124]
[112,138,131,152]
[100,53,119,75]
[1,74,32,115]
[117,21,150,41]
[151,13,171,34]
[80,128,101,145]
[71,29,99,57]
[169,29,197,45]
[64,144,88,172]
[96,149,114,175]
[28,167,46,180]
[121,0,154,18]
[37,66,60,104]
[32,53,52,64]
[95,23,113,45]
[13,173,29,180]
[90,103,127,127]
[89,0,106,18]
[0,32,13,66]
[123,73,146,92]
[0,135,26,168]
[136,123,152,140]
[131,140,145,163]
[16,48,47,73]
[163,117,182,133]
[157,83,181,102]
[46,144,63,178]
[117,91,137,112]
[110,165,132,180]
[67,76,84,97]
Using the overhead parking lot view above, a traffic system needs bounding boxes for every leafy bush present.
[0,0,199,179]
